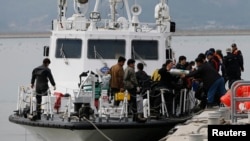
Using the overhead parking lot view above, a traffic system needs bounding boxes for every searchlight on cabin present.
[78,0,88,4]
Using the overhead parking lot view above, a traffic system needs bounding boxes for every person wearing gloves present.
[31,58,56,120]
[124,59,146,122]
[181,57,226,108]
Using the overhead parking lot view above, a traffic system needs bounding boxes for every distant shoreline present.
[1,30,250,38]
[0,32,51,38]
[173,29,250,36]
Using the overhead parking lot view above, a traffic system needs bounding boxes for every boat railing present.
[16,84,195,122]
[98,90,130,122]
[231,80,250,123]
[159,89,169,117]
[142,87,195,120]
[16,85,58,120]
[16,85,33,116]
[40,89,55,120]
[97,86,195,121]
[60,96,72,122]
[53,18,168,33]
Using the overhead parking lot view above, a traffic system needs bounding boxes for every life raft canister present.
[236,85,250,97]
[54,92,64,113]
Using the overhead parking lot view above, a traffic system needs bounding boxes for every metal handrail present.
[53,19,158,32]
[231,80,250,123]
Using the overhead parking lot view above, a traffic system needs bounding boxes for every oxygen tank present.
[170,68,189,75]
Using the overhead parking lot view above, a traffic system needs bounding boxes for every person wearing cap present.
[31,58,56,120]
[181,57,226,108]
[223,47,242,89]
[206,50,220,72]
[231,43,244,73]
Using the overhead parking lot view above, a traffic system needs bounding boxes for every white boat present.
[9,0,199,141]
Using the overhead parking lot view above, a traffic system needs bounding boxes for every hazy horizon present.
[0,0,250,32]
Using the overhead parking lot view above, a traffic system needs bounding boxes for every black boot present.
[133,113,147,123]
[36,113,41,120]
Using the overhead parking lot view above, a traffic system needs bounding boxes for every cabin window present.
[55,39,82,58]
[87,39,125,59]
[131,40,158,60]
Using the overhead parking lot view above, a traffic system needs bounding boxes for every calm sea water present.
[1,35,250,140]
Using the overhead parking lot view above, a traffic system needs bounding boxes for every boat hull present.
[9,114,191,141]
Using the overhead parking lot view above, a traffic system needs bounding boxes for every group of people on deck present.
[107,42,244,119]
[30,42,244,121]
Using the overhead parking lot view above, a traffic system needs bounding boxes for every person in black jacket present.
[181,57,226,108]
[135,63,151,94]
[31,58,56,120]
[153,59,179,115]
[231,43,244,77]
[175,55,189,70]
[158,60,180,90]
[223,48,242,88]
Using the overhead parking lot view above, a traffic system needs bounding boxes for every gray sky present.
[0,0,250,33]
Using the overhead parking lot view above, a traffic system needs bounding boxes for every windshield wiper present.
[60,44,69,65]
[132,46,147,67]
[94,46,108,67]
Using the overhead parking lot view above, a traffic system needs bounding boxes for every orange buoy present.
[222,86,250,111]
[220,89,240,110]
[220,90,231,107]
